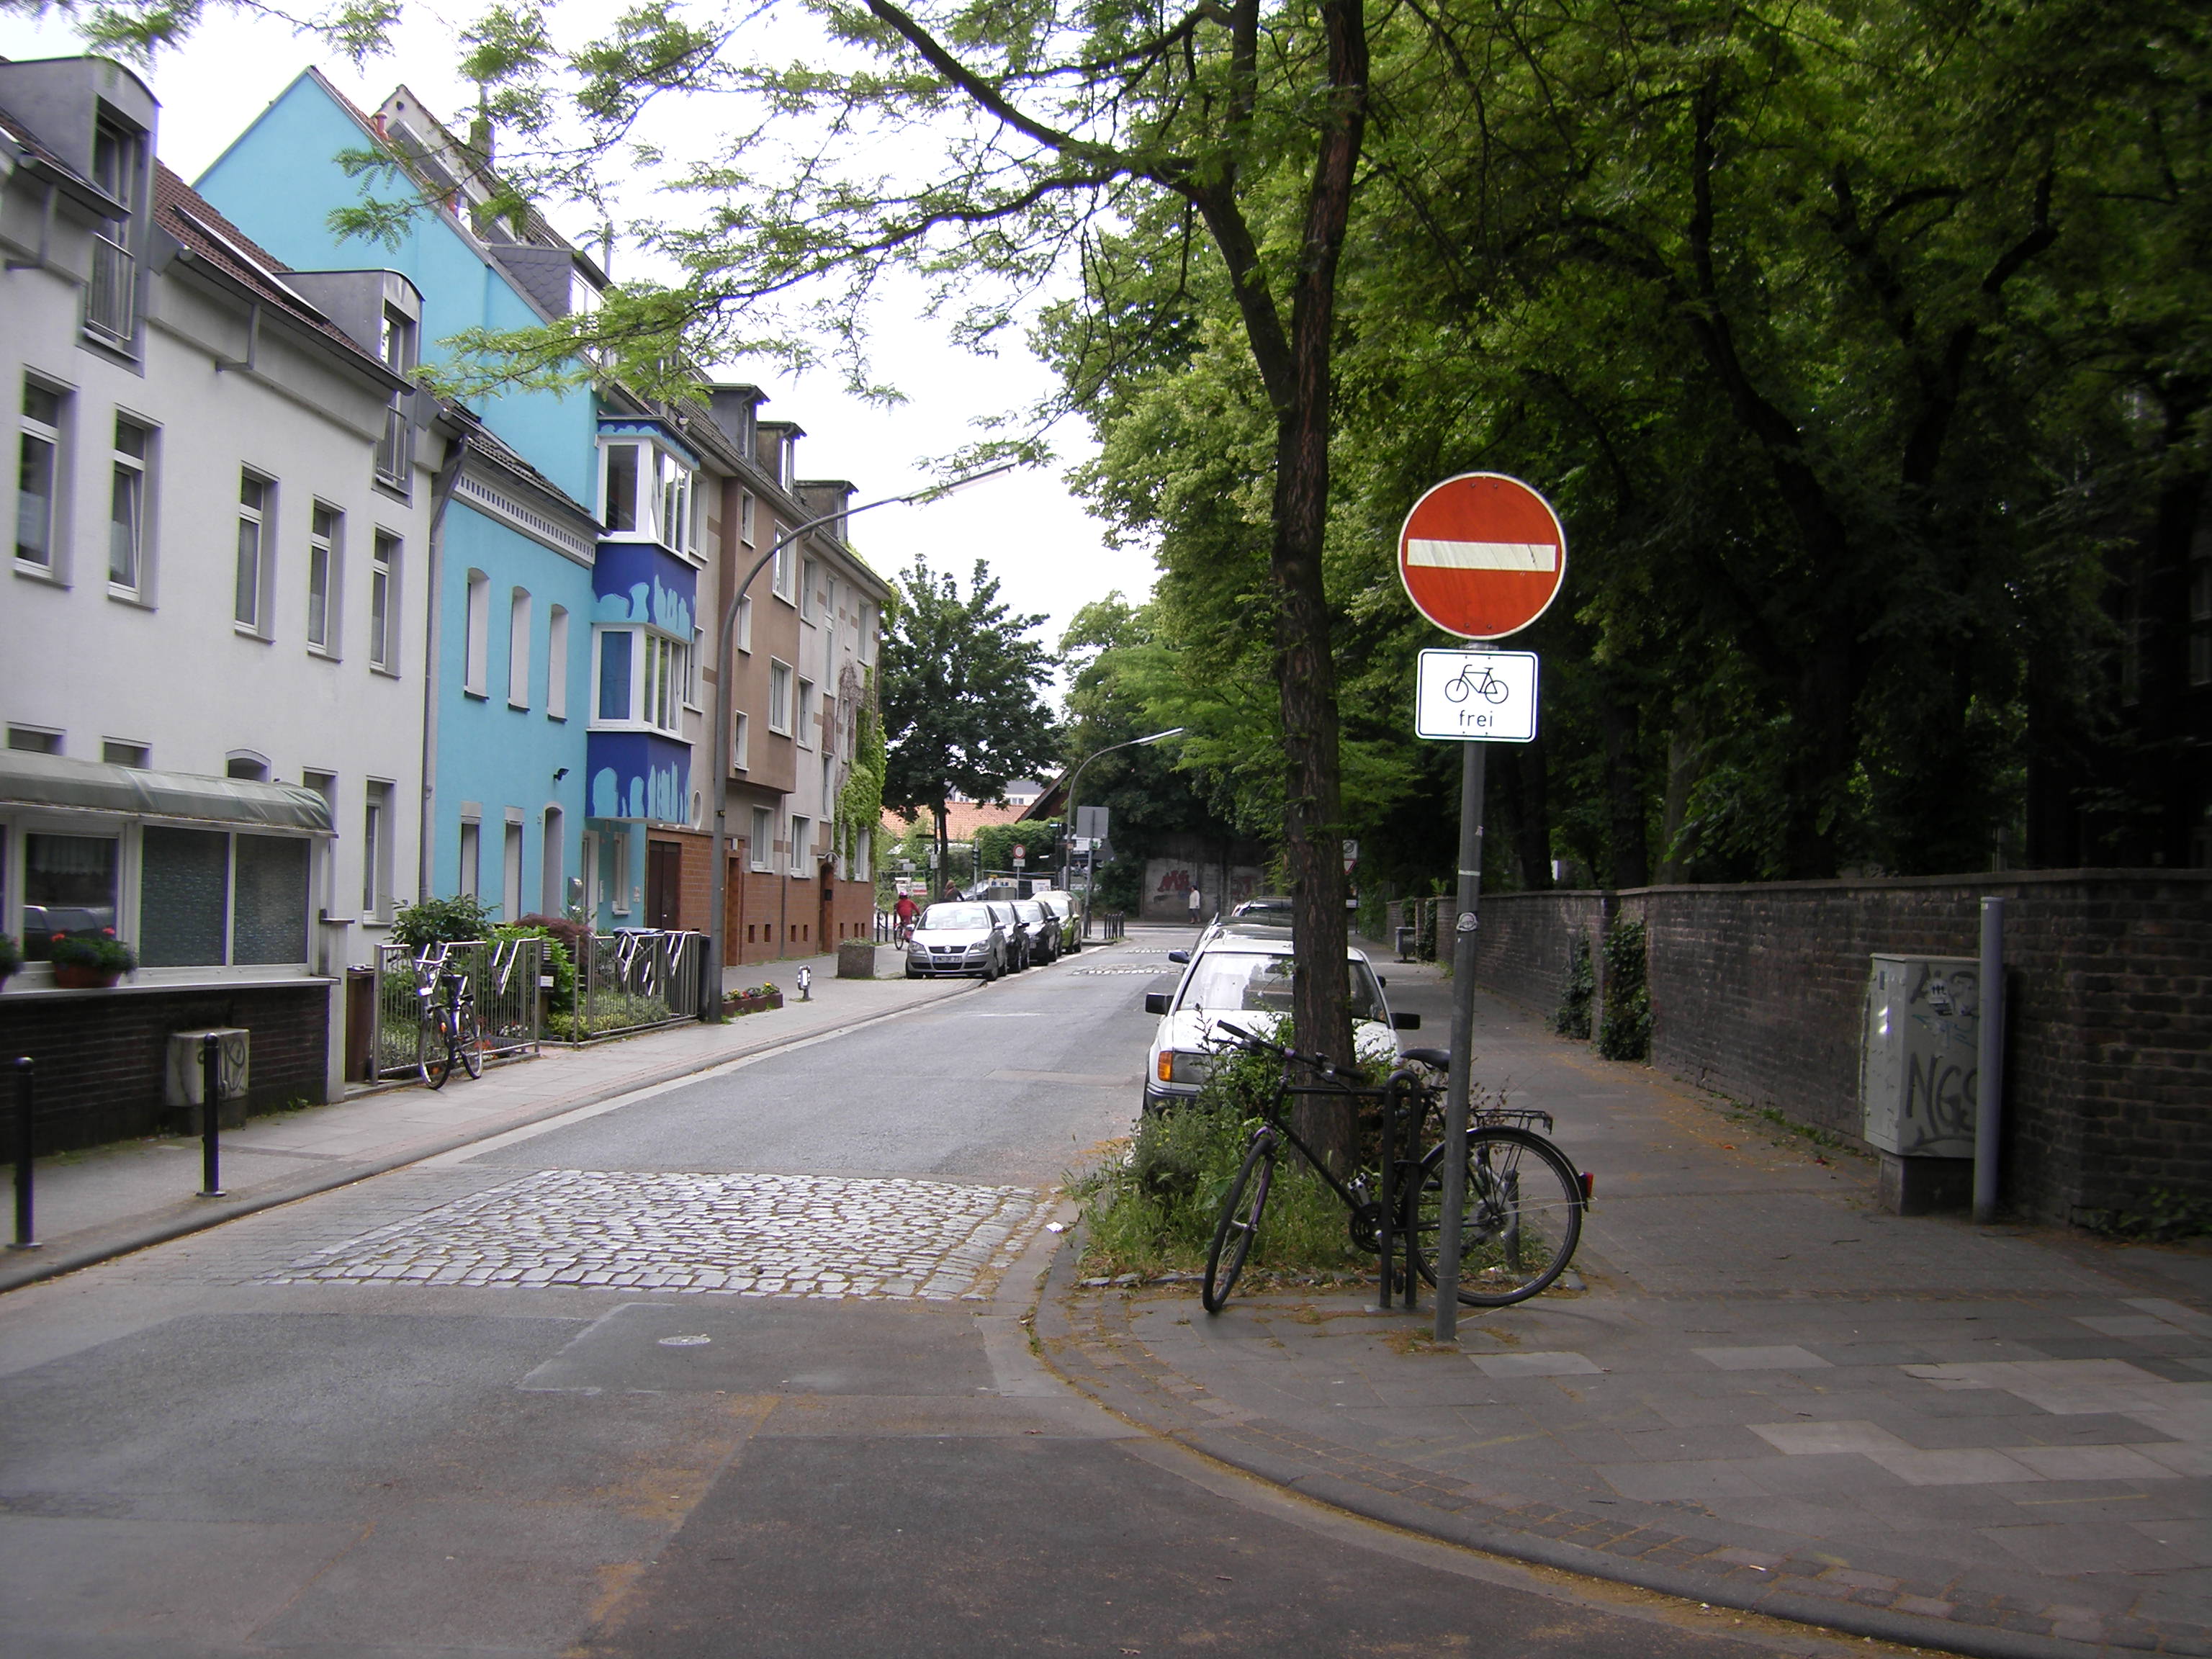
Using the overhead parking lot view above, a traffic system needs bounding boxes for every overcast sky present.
[0,6,1157,678]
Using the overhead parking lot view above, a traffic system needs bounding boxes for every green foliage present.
[1596,920,1651,1062]
[835,674,887,868]
[47,933,135,974]
[547,991,674,1042]
[1555,938,1594,1041]
[493,923,575,1014]
[1068,1048,1366,1281]
[0,932,20,979]
[391,894,498,950]
[2077,1190,2212,1245]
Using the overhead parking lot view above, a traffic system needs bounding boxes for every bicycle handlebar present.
[1208,1020,1352,1082]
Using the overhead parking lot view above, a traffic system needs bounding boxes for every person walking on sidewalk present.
[1187,884,1204,927]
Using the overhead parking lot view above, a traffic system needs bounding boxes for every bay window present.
[598,432,698,555]
[591,626,691,735]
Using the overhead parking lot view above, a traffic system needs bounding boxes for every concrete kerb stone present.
[1028,1228,2163,1659]
[0,970,997,1298]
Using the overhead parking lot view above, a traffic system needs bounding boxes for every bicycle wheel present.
[1202,1136,1277,1314]
[457,1003,485,1079]
[1409,1127,1583,1306]
[423,1009,457,1090]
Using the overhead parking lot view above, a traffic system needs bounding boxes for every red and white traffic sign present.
[1396,472,1567,640]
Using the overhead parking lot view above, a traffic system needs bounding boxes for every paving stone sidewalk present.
[1,941,1007,1293]
[1038,961,2212,1659]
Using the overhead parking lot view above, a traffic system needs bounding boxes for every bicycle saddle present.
[1399,1047,1452,1070]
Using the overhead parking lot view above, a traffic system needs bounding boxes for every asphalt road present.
[0,929,1909,1658]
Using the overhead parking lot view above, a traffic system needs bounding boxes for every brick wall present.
[0,981,332,1154]
[720,845,868,966]
[1474,873,2212,1223]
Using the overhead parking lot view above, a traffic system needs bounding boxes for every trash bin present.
[1395,925,1416,962]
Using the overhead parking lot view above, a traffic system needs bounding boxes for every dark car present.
[1012,899,1058,964]
[985,900,1032,971]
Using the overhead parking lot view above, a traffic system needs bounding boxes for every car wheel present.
[905,966,922,979]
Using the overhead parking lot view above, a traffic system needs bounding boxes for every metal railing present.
[552,930,706,1044]
[371,938,542,1080]
[84,235,138,346]
[374,402,413,490]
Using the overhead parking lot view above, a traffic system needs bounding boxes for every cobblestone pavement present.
[261,1168,1056,1300]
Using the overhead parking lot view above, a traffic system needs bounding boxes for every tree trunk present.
[1655,724,1703,884]
[1515,736,1553,890]
[1600,689,1650,889]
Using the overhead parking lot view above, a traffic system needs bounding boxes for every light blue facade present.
[197,72,599,920]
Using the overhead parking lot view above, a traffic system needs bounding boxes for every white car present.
[1141,936,1420,1111]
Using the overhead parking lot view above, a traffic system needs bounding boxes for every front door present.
[819,860,836,947]
[646,840,682,930]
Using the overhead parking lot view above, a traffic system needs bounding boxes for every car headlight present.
[1157,1051,1213,1087]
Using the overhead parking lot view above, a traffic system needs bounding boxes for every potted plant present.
[0,932,19,990]
[48,932,137,989]
[725,981,783,1016]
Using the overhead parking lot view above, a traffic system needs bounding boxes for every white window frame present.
[600,440,642,534]
[860,599,877,664]
[736,595,753,654]
[464,569,490,696]
[800,557,819,624]
[796,677,816,749]
[235,470,273,636]
[771,529,796,604]
[369,532,399,672]
[547,606,569,719]
[589,626,688,736]
[788,814,811,875]
[750,804,773,871]
[306,503,341,656]
[362,781,392,917]
[502,819,524,922]
[767,660,792,734]
[732,711,750,772]
[15,377,68,577]
[457,817,480,899]
[739,490,755,549]
[508,587,532,707]
[108,413,152,598]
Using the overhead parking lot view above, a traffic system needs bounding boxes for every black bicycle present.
[1201,1021,1586,1313]
[415,945,484,1090]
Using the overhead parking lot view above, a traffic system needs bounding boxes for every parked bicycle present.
[415,945,483,1089]
[1200,1020,1586,1313]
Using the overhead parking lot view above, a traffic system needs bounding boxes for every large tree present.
[879,559,1058,881]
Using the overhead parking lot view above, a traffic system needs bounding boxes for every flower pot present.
[53,965,122,989]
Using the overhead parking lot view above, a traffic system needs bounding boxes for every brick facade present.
[0,981,333,1154]
[719,841,874,966]
[1463,873,2212,1223]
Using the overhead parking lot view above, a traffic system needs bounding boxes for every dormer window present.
[84,112,145,350]
[91,113,143,211]
[598,433,698,557]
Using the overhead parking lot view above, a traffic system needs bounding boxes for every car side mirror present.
[1144,992,1172,1015]
[1376,976,1387,988]
[1167,950,1190,964]
[1392,1011,1422,1030]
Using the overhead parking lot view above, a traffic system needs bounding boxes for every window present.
[789,814,811,875]
[369,534,399,670]
[733,711,750,770]
[464,570,490,696]
[457,819,480,899]
[853,827,871,884]
[302,770,336,909]
[374,307,416,490]
[860,600,877,664]
[796,678,816,748]
[508,588,532,706]
[85,116,143,348]
[91,114,143,207]
[602,823,629,914]
[22,831,119,961]
[801,557,819,622]
[541,806,565,914]
[133,830,309,967]
[503,822,523,920]
[768,660,792,734]
[598,629,633,720]
[602,442,639,532]
[109,415,151,593]
[226,755,269,781]
[307,505,340,653]
[361,784,387,916]
[103,739,148,767]
[658,449,696,554]
[772,529,796,603]
[547,606,569,718]
[235,472,270,632]
[7,727,60,755]
[18,379,65,570]
[736,595,752,654]
[822,753,834,817]
[739,490,755,548]
[750,806,773,871]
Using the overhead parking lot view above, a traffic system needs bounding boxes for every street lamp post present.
[1056,727,1184,943]
[702,463,1015,1017]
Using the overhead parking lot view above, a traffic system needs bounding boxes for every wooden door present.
[647,840,683,929]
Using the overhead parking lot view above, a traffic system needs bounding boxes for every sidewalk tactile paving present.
[261,1167,1053,1300]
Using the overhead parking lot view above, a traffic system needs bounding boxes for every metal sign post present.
[1396,473,1566,1344]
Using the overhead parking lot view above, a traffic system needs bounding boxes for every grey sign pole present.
[1434,739,1488,1341]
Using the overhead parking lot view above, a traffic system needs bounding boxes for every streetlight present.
[703,462,1017,1017]
[1058,726,1184,943]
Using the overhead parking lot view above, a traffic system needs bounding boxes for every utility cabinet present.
[1860,956,1981,1213]
[165,1027,251,1131]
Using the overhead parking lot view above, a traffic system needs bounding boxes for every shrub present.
[496,922,576,1013]
[392,894,498,949]
[1555,936,1594,1038]
[547,990,675,1041]
[1597,917,1651,1061]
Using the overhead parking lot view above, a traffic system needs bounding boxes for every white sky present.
[0,6,1157,676]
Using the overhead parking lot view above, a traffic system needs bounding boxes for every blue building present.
[199,73,606,924]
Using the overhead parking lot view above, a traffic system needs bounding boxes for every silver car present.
[904,902,1007,980]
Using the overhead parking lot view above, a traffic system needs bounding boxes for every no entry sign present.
[1397,472,1567,639]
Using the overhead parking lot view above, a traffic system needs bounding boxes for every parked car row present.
[904,891,1082,980]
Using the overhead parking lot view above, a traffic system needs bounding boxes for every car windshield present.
[1015,902,1043,922]
[1177,951,1384,1022]
[920,904,991,930]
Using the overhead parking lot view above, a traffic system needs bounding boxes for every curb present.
[0,974,987,1296]
[1031,1234,2199,1659]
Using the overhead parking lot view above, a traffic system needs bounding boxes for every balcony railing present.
[84,234,138,347]
[375,402,413,490]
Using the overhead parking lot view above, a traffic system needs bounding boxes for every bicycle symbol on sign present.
[1444,660,1511,705]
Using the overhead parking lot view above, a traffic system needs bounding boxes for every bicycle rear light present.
[1581,1172,1595,1202]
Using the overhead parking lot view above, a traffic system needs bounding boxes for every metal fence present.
[552,930,706,1044]
[371,938,542,1081]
